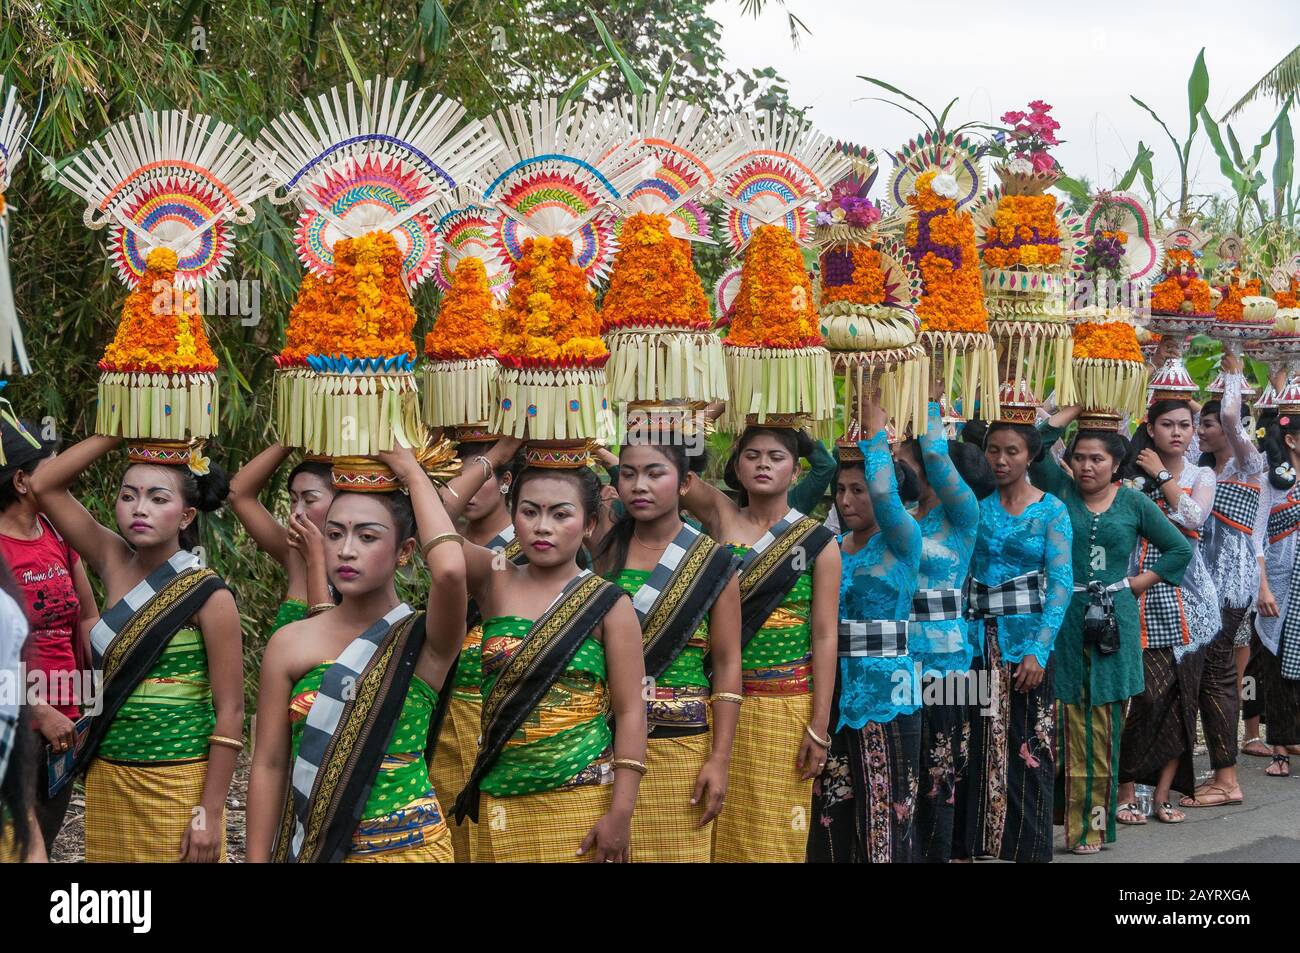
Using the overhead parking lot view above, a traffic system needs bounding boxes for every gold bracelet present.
[421,532,463,560]
[308,602,335,617]
[611,758,647,776]
[208,734,244,751]
[710,692,744,705]
[804,724,831,748]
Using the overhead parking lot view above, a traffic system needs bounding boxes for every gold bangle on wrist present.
[208,734,244,751]
[804,724,831,748]
[421,533,463,560]
[710,692,744,705]
[308,602,335,617]
[611,758,647,776]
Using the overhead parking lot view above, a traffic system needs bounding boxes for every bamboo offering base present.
[832,344,929,442]
[490,365,616,444]
[421,356,498,429]
[275,367,422,457]
[721,344,835,434]
[1072,358,1149,423]
[605,327,728,407]
[917,331,1000,422]
[96,371,218,441]
[990,321,1075,406]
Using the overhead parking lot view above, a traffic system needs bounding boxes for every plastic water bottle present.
[1134,783,1155,816]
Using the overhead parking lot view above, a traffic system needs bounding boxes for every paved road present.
[1056,748,1300,862]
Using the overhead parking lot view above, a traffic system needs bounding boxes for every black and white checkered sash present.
[0,592,27,785]
[1268,488,1300,680]
[909,588,964,622]
[963,571,1045,620]
[1212,479,1260,535]
[736,507,803,573]
[277,603,419,863]
[466,526,527,631]
[76,549,226,775]
[631,523,739,679]
[1136,492,1190,649]
[837,619,908,658]
[1267,485,1300,544]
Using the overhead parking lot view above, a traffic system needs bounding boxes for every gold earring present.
[398,554,410,567]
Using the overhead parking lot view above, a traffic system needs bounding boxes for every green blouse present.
[289,662,437,820]
[1030,424,1193,705]
[97,627,215,763]
[729,544,813,670]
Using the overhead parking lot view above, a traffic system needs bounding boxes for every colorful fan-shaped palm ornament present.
[58,110,270,289]
[615,95,748,243]
[433,192,511,298]
[481,99,643,288]
[56,109,272,450]
[257,78,501,464]
[887,131,985,212]
[0,76,30,376]
[258,76,501,291]
[716,111,850,436]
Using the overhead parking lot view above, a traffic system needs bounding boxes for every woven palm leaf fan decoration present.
[715,110,850,436]
[256,77,500,479]
[479,99,645,454]
[57,108,272,459]
[0,77,31,376]
[601,96,747,424]
[422,186,512,434]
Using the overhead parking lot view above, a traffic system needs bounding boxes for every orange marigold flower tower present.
[56,108,270,465]
[973,108,1086,414]
[889,132,998,420]
[602,97,745,427]
[715,111,849,435]
[814,145,928,440]
[1068,192,1164,425]
[257,77,501,487]
[422,196,512,438]
[478,100,644,462]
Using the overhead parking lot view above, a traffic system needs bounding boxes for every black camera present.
[1082,581,1121,656]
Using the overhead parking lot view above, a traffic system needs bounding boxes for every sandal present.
[1154,801,1185,823]
[1070,843,1102,855]
[1266,754,1291,777]
[1178,783,1244,808]
[1116,802,1147,825]
[1242,737,1272,758]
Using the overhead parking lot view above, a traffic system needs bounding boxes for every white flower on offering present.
[1008,157,1034,176]
[931,173,960,198]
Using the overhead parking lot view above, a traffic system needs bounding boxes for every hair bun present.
[193,461,230,513]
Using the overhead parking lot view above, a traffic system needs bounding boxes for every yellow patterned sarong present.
[478,782,612,863]
[85,758,226,862]
[712,691,814,863]
[631,731,713,863]
[429,694,482,862]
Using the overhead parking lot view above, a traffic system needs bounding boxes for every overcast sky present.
[707,0,1299,203]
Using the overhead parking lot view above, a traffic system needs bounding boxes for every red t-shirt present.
[0,515,84,718]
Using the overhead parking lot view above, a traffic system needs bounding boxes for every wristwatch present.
[1154,469,1173,487]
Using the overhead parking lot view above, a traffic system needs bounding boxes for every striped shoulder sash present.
[274,604,428,863]
[736,509,835,647]
[76,550,226,774]
[629,523,738,679]
[452,572,626,823]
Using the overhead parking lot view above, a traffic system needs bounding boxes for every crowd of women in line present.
[1,356,1297,863]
